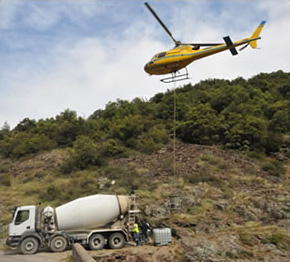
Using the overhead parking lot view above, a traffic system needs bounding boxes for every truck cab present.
[7,206,37,247]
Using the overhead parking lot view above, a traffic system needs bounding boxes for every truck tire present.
[89,234,105,250]
[20,237,39,255]
[108,233,125,249]
[50,235,68,252]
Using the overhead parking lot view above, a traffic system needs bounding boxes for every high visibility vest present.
[134,223,139,233]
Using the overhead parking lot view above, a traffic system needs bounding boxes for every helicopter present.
[144,2,266,83]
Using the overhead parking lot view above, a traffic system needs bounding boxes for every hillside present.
[1,142,289,261]
[1,71,290,261]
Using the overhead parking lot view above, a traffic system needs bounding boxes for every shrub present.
[238,249,254,258]
[246,151,265,160]
[42,184,61,201]
[262,233,289,250]
[182,172,222,185]
[1,175,11,186]
[225,251,237,259]
[200,154,224,166]
[101,139,127,157]
[34,171,49,180]
[1,132,53,159]
[177,103,225,145]
[103,166,146,191]
[262,160,285,177]
[239,232,257,246]
[60,136,106,174]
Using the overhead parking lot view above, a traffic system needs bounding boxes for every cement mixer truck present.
[6,194,139,254]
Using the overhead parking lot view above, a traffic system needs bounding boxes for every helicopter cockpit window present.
[149,55,157,64]
[157,52,166,58]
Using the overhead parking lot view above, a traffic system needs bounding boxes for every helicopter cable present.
[173,72,177,176]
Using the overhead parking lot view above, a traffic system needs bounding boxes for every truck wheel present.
[108,233,125,249]
[50,235,68,252]
[89,234,105,250]
[20,237,39,255]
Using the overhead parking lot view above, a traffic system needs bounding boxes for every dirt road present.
[0,250,71,262]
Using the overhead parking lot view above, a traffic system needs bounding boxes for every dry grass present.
[232,222,290,251]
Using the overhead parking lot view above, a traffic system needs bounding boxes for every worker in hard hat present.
[134,223,141,246]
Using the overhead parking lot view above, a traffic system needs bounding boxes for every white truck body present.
[56,194,129,231]
[6,194,138,254]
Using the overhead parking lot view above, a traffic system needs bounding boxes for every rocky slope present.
[1,143,289,261]
[111,143,290,261]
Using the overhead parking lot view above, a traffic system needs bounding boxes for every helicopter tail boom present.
[249,21,266,48]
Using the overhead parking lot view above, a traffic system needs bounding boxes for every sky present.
[0,0,289,129]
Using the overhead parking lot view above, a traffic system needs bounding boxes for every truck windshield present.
[15,210,30,225]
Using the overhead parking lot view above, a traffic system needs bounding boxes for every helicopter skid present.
[160,68,189,83]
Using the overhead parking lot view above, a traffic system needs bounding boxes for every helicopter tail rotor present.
[223,36,238,56]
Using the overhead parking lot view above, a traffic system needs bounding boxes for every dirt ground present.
[88,242,183,262]
[0,249,71,262]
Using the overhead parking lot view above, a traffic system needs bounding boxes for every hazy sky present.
[1,0,289,128]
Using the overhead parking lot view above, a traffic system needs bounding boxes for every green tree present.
[269,109,290,133]
[14,118,36,132]
[177,103,225,145]
[224,114,268,151]
[61,136,105,173]
[72,136,104,169]
[0,122,10,140]
[136,124,169,154]
[0,132,53,158]
[101,139,126,157]
[109,115,146,145]
[54,109,85,146]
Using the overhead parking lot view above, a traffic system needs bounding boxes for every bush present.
[60,158,76,174]
[103,166,146,191]
[239,232,257,246]
[101,139,127,157]
[1,175,11,186]
[0,132,53,159]
[225,251,238,259]
[177,103,225,145]
[262,233,289,250]
[42,184,61,201]
[136,125,170,154]
[182,172,222,185]
[60,136,106,174]
[246,151,265,161]
[262,160,285,177]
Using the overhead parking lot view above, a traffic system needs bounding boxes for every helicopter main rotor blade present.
[144,2,179,46]
[182,43,223,46]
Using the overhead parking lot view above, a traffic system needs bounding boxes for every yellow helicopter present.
[144,2,266,83]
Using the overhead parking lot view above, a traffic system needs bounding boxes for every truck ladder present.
[128,210,139,231]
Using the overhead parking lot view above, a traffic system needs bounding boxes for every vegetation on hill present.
[0,70,289,166]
